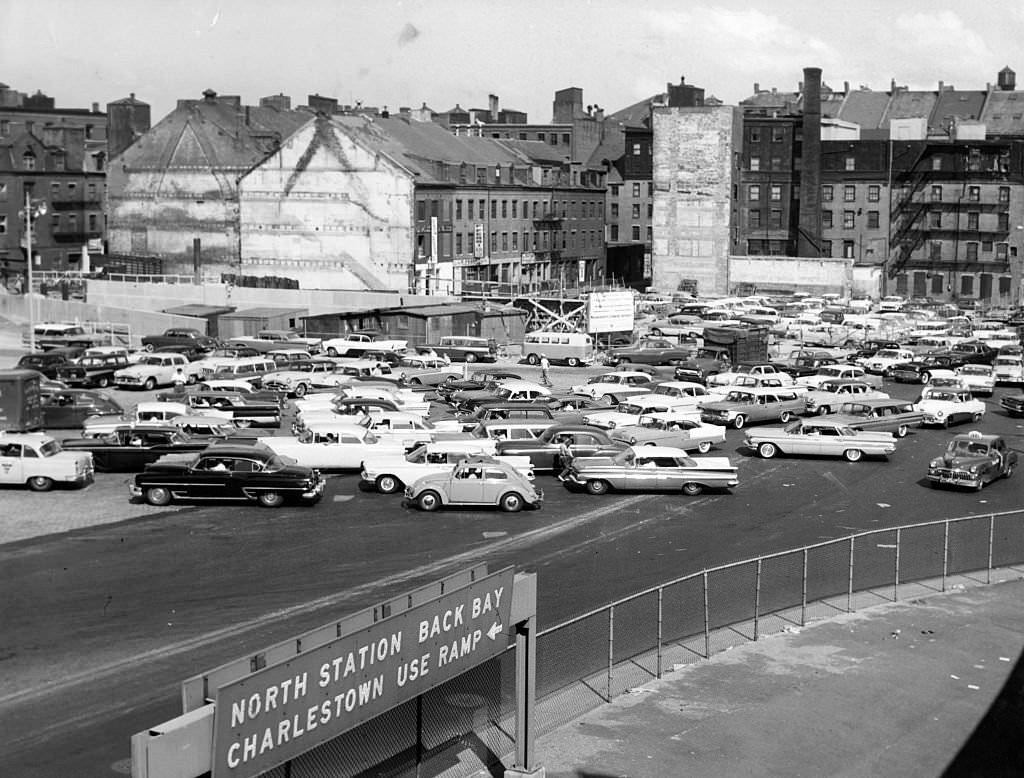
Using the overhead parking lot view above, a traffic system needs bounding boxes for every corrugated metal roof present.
[219,307,308,319]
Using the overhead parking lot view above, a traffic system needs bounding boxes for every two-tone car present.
[802,380,889,416]
[361,441,533,494]
[130,442,325,507]
[863,348,916,376]
[743,418,896,462]
[823,399,924,438]
[60,424,213,472]
[954,365,996,397]
[404,458,542,512]
[435,371,522,403]
[115,353,203,390]
[927,431,1017,490]
[583,394,702,430]
[569,371,655,404]
[888,354,967,385]
[494,423,626,472]
[609,414,726,454]
[262,422,407,470]
[394,355,461,387]
[558,445,738,496]
[700,387,806,429]
[0,432,94,491]
[914,387,986,427]
[55,353,130,389]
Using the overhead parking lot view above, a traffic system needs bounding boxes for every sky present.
[3,0,1024,123]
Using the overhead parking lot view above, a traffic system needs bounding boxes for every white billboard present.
[587,291,635,333]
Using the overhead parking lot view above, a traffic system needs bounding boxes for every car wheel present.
[417,490,441,511]
[843,449,864,462]
[294,382,308,397]
[681,482,703,496]
[617,356,631,364]
[758,442,778,459]
[733,414,746,429]
[601,394,616,405]
[920,372,931,385]
[327,347,338,357]
[585,479,610,495]
[526,353,539,366]
[895,424,909,438]
[186,373,197,385]
[96,376,110,388]
[257,491,285,508]
[376,474,402,494]
[143,343,155,352]
[779,411,793,423]
[27,476,54,492]
[410,378,422,385]
[1006,462,1016,479]
[696,441,712,454]
[816,405,830,416]
[500,492,524,512]
[143,377,156,391]
[567,357,581,368]
[971,412,983,423]
[650,328,662,337]
[235,419,253,428]
[145,486,172,506]
[464,352,478,363]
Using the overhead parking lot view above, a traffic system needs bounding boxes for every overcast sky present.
[3,0,1023,123]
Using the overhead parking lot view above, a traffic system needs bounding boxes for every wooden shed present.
[215,307,310,339]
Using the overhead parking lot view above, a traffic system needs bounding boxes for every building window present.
[0,120,8,136]
[822,210,833,229]
[769,209,782,229]
[982,241,993,252]
[562,133,571,146]
[867,211,879,229]
[88,213,98,231]
[966,242,979,261]
[610,225,619,241]
[479,199,485,218]
[646,226,652,241]
[455,233,463,255]
[967,212,979,230]
[610,184,619,197]
[22,152,36,170]
[749,128,761,143]
[632,225,641,241]
[842,240,855,258]
[610,203,619,218]
[50,182,61,199]
[930,211,942,229]
[770,185,782,201]
[490,232,497,252]
[771,157,782,171]
[843,185,856,202]
[845,157,855,171]
[961,276,973,296]
[843,210,856,229]
[0,215,6,234]
[631,203,641,219]
[501,200,507,218]
[771,126,784,143]
[748,240,763,255]
[929,241,942,261]
[822,185,833,202]
[930,185,942,202]
[549,135,558,146]
[537,132,545,143]
[632,143,641,156]
[510,231,518,251]
[998,212,1010,231]
[501,232,508,251]
[648,182,654,196]
[998,186,1010,204]
[491,200,497,219]
[511,200,518,218]
[749,156,760,171]
[996,243,1009,261]
[968,186,980,202]
[931,273,944,294]
[647,203,653,218]
[867,185,880,202]
[632,183,641,198]
[455,200,462,220]
[931,157,942,172]
[821,240,832,257]
[749,210,761,228]
[748,184,760,201]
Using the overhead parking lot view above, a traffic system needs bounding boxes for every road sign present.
[211,567,515,778]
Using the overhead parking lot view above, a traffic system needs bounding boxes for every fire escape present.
[887,144,931,279]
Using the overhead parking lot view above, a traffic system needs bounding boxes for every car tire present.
[294,383,308,397]
[895,424,909,438]
[526,353,539,366]
[844,449,863,462]
[143,343,155,352]
[567,357,580,368]
[779,411,793,423]
[921,372,931,385]
[257,491,285,508]
[143,377,157,391]
[971,412,983,423]
[758,442,778,459]
[617,356,631,364]
[733,414,746,429]
[376,474,402,494]
[27,476,54,492]
[585,479,610,495]
[417,490,441,511]
[96,376,110,388]
[187,373,197,385]
[1006,462,1016,479]
[145,486,172,506]
[816,406,830,416]
[681,482,703,496]
[327,347,338,357]
[410,378,422,385]
[697,441,713,454]
[500,492,524,512]
[465,352,478,363]
[601,394,616,405]
[650,328,662,337]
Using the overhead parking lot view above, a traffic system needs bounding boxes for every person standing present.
[172,367,187,395]
[539,354,552,387]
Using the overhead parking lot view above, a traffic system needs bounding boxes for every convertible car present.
[558,445,738,496]
[743,418,896,462]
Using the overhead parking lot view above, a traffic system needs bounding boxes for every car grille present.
[930,467,972,483]
[117,375,143,385]
[1002,398,1024,411]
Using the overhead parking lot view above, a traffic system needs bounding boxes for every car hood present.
[932,454,989,469]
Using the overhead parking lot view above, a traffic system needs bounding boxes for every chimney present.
[489,93,499,122]
[594,106,604,121]
[381,105,389,118]
[797,67,823,258]
[244,105,250,125]
[754,82,760,93]
[890,78,896,92]
[843,81,849,93]
[938,81,944,92]
[91,102,99,112]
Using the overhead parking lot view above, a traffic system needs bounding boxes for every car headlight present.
[936,410,944,417]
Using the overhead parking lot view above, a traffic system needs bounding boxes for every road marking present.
[333,494,354,502]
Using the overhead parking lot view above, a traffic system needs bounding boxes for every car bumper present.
[928,470,982,488]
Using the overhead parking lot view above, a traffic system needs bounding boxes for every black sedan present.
[436,371,522,403]
[61,425,211,471]
[888,354,966,384]
[130,442,325,508]
[495,423,626,471]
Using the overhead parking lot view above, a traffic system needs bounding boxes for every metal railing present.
[261,509,1024,777]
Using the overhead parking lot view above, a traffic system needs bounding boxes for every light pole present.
[21,192,48,352]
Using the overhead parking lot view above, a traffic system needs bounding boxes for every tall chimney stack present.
[797,67,823,257]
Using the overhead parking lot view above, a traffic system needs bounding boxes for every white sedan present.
[570,371,655,403]
[914,388,986,427]
[954,365,996,397]
[261,424,406,470]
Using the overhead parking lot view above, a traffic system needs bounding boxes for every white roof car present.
[914,388,986,427]
[361,441,533,494]
[570,371,655,402]
[583,395,702,430]
[0,432,94,491]
[261,424,406,470]
[954,365,996,396]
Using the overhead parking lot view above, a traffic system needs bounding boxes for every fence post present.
[988,514,995,584]
[656,587,663,679]
[801,548,808,626]
[607,606,614,702]
[703,571,710,659]
[942,521,950,592]
[753,559,762,641]
[894,528,901,602]
[847,536,855,613]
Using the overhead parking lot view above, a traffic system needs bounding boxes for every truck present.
[673,326,770,384]
[0,369,44,431]
[141,328,219,353]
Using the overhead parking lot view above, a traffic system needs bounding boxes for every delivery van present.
[522,331,596,367]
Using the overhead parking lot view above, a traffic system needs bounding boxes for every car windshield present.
[37,440,62,457]
[818,367,843,377]
[875,350,900,359]
[140,356,165,366]
[589,375,618,385]
[620,403,644,415]
[959,366,989,375]
[724,391,754,403]
[947,439,989,456]
[405,445,428,463]
[924,390,957,401]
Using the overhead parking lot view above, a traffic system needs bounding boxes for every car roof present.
[202,442,276,457]
[600,371,652,378]
[0,431,56,443]
[626,445,690,457]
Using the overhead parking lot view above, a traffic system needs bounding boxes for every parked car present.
[39,389,123,430]
[700,387,806,429]
[992,355,1024,385]
[927,431,1017,490]
[610,414,726,454]
[558,445,738,496]
[404,458,543,512]
[914,387,986,427]
[130,442,326,507]
[949,340,997,366]
[395,356,461,386]
[570,371,655,404]
[583,394,702,430]
[16,349,82,379]
[141,328,218,353]
[847,340,904,364]
[82,401,231,436]
[495,423,626,471]
[261,423,406,470]
[0,432,94,491]
[361,442,533,494]
[115,353,203,390]
[609,338,693,366]
[802,380,889,416]
[55,353,130,389]
[999,393,1024,417]
[889,354,968,384]
[162,390,282,427]
[863,348,917,375]
[320,332,408,359]
[743,418,896,462]
[259,358,346,396]
[420,335,497,363]
[436,371,522,403]
[823,399,925,438]
[28,323,99,351]
[954,365,996,397]
[60,424,213,472]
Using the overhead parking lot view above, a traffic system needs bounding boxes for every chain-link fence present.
[259,509,1024,777]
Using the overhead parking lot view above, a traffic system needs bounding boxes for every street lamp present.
[21,193,48,352]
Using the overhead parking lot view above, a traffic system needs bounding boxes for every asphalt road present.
[1,369,1023,777]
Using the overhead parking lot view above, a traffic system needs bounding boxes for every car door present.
[447,464,485,504]
[184,455,236,499]
[628,454,665,490]
[41,393,77,429]
[0,443,25,484]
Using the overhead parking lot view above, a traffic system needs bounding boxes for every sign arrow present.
[487,621,502,641]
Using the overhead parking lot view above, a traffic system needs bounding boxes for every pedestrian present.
[539,353,552,387]
[172,367,186,394]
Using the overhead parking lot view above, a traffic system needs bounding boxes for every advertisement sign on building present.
[587,290,635,333]
[473,224,485,259]
[211,567,515,778]
[430,217,438,265]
